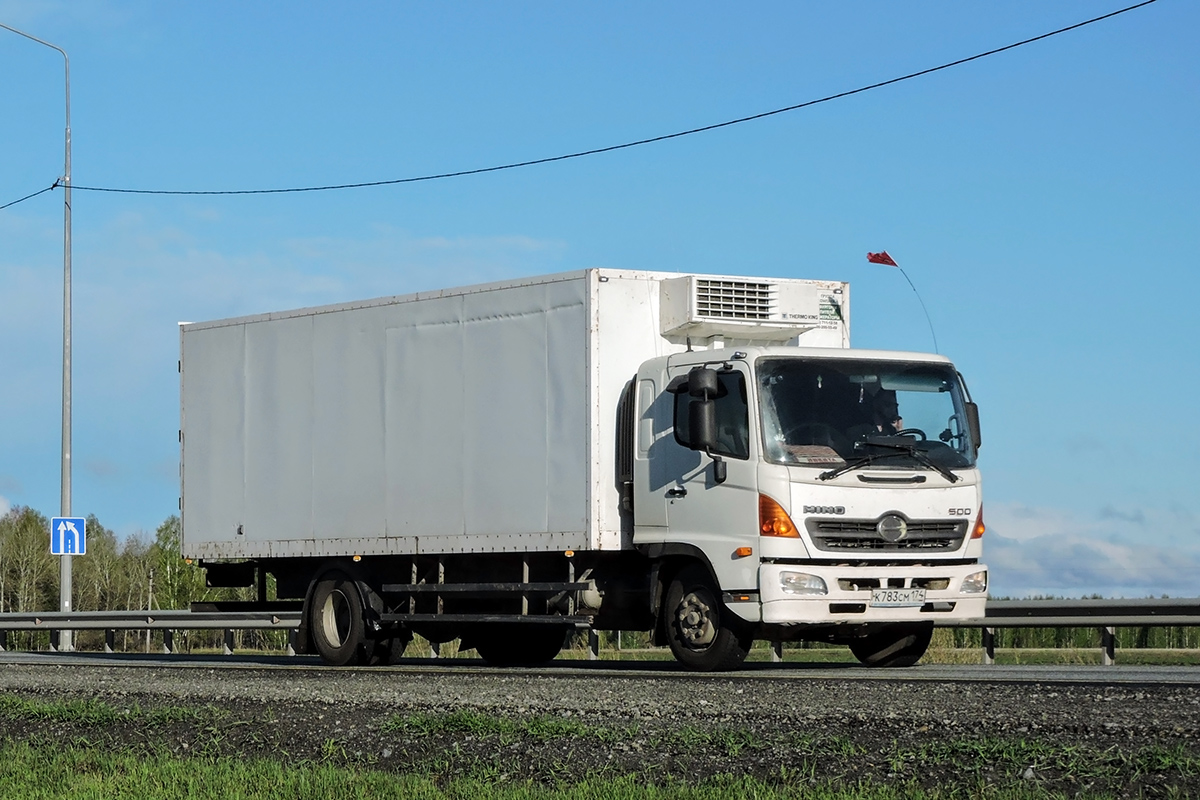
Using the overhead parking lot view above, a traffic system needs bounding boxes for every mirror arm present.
[709,451,728,484]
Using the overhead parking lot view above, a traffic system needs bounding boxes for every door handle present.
[667,487,688,498]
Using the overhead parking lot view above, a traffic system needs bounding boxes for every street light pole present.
[1,22,74,651]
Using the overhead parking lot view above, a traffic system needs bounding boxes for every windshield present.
[757,357,977,471]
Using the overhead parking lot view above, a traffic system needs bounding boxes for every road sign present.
[50,516,86,555]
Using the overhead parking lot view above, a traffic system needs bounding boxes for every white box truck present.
[180,268,987,670]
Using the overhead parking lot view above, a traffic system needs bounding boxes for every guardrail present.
[941,598,1200,665]
[1,598,1198,665]
[0,609,301,656]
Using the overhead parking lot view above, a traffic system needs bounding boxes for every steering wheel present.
[894,428,927,440]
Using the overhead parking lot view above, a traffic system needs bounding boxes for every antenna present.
[866,252,939,354]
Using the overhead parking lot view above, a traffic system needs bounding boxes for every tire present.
[309,573,369,666]
[473,625,566,666]
[664,564,751,672]
[848,623,933,667]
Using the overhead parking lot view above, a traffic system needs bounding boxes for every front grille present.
[837,577,951,591]
[694,280,774,320]
[807,518,967,551]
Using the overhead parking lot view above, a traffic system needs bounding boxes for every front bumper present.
[760,562,987,624]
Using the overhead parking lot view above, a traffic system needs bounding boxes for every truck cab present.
[631,345,987,669]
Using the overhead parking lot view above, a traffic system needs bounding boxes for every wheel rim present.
[675,589,717,649]
[321,589,351,648]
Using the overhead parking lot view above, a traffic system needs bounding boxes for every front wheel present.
[664,565,751,671]
[848,623,933,667]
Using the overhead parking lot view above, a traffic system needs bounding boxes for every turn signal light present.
[971,506,986,539]
[734,546,753,558]
[759,494,799,538]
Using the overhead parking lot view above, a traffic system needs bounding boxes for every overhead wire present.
[0,182,59,210]
[1,0,1158,206]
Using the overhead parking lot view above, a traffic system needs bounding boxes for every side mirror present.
[688,398,717,452]
[686,368,728,485]
[686,367,722,453]
[965,401,981,450]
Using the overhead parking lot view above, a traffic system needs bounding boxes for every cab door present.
[632,368,673,530]
[660,363,760,593]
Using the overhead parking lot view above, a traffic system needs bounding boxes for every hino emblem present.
[803,505,845,515]
[877,514,908,543]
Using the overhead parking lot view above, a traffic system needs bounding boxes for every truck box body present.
[181,269,849,561]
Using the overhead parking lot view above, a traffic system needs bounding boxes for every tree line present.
[0,505,275,652]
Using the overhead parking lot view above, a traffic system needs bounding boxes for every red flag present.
[867,251,898,267]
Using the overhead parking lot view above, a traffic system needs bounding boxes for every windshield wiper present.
[818,438,961,483]
[861,438,960,483]
[818,451,904,481]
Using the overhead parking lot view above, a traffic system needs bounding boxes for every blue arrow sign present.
[50,516,86,556]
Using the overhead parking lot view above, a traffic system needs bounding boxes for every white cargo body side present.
[181,269,848,561]
[181,270,637,560]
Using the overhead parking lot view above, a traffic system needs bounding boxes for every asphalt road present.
[3,649,1199,686]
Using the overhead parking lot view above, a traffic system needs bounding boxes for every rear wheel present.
[366,626,412,666]
[473,625,566,666]
[309,573,368,666]
[849,623,933,667]
[664,565,750,672]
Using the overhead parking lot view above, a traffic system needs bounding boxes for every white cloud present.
[0,495,9,517]
[984,501,1200,598]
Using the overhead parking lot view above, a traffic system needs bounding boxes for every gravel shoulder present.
[3,659,1199,796]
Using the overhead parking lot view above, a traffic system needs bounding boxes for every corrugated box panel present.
[183,273,593,559]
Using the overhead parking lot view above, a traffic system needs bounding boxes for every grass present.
[0,695,214,725]
[0,742,1166,800]
[381,710,859,761]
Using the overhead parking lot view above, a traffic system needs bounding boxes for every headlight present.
[779,571,827,596]
[961,570,988,594]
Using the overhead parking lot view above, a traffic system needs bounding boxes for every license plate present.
[870,588,926,608]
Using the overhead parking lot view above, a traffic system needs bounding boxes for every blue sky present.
[2,1,1196,598]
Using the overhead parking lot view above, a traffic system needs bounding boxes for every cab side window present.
[673,370,750,460]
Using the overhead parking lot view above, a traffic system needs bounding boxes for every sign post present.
[1,22,73,651]
[51,517,85,651]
